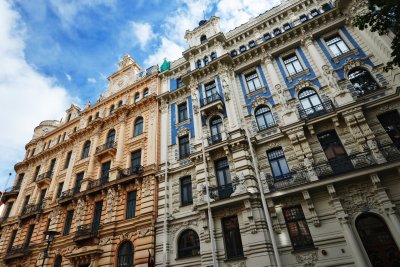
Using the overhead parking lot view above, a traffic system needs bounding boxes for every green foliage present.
[353,0,400,71]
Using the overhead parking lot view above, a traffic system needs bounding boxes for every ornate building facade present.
[1,0,400,267]
[0,56,160,267]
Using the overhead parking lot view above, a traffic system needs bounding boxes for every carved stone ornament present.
[177,126,189,137]
[226,261,246,267]
[295,78,313,92]
[340,183,379,216]
[75,198,85,227]
[251,96,268,111]
[142,177,152,197]
[296,251,318,267]
[343,57,365,73]
[99,236,113,246]
[106,188,116,223]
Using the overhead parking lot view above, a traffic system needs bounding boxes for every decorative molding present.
[295,251,318,267]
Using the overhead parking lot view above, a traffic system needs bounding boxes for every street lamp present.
[41,230,60,267]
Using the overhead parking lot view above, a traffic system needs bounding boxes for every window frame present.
[126,191,137,219]
[177,229,200,258]
[255,105,275,131]
[244,70,263,93]
[177,102,188,123]
[282,205,314,250]
[180,176,193,206]
[63,210,74,236]
[282,53,304,76]
[221,216,244,259]
[117,241,134,267]
[267,147,291,180]
[178,135,190,159]
[325,35,350,57]
[134,117,144,136]
[81,140,91,159]
[64,151,72,169]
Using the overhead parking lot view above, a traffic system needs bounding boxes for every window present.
[378,110,400,147]
[16,173,24,187]
[178,102,188,123]
[38,189,47,208]
[67,113,72,122]
[107,129,116,146]
[88,115,92,123]
[179,135,190,159]
[43,142,47,150]
[300,14,308,23]
[64,151,72,169]
[273,28,281,36]
[255,106,275,130]
[63,210,74,235]
[100,161,111,183]
[48,140,51,149]
[31,148,35,157]
[134,92,140,103]
[134,117,144,136]
[298,88,325,117]
[117,241,134,267]
[4,201,13,219]
[177,78,183,88]
[143,88,149,97]
[322,3,332,12]
[222,216,244,259]
[54,255,62,267]
[25,224,35,247]
[49,158,56,174]
[180,176,193,206]
[205,81,218,99]
[283,54,303,76]
[22,195,30,211]
[239,45,246,53]
[267,147,290,180]
[56,182,64,198]
[126,191,137,219]
[74,172,84,193]
[204,56,209,66]
[283,206,314,250]
[95,112,100,119]
[178,229,200,258]
[263,33,271,41]
[215,158,233,199]
[348,68,380,96]
[210,116,223,144]
[325,35,350,57]
[34,165,41,180]
[82,140,91,159]
[230,50,238,57]
[210,52,217,60]
[130,150,142,174]
[62,132,66,141]
[7,230,17,252]
[245,71,262,92]
[249,40,256,48]
[110,104,115,115]
[200,35,207,44]
[196,59,202,69]
[92,201,103,233]
[283,23,291,31]
[310,9,319,17]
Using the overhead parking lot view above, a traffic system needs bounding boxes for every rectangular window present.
[205,81,218,99]
[22,195,30,211]
[267,147,291,180]
[74,172,84,193]
[180,176,193,206]
[4,201,13,219]
[222,216,244,259]
[177,78,183,88]
[377,110,400,146]
[16,173,24,187]
[245,71,262,92]
[49,158,56,173]
[325,35,350,57]
[179,135,190,159]
[215,158,233,199]
[24,224,35,247]
[64,151,72,169]
[63,210,74,235]
[38,189,47,207]
[126,191,137,219]
[8,230,17,252]
[283,205,314,250]
[131,150,142,168]
[283,54,303,76]
[178,102,188,122]
[300,14,308,23]
[56,182,64,198]
[101,161,111,182]
[92,201,103,232]
[33,165,41,180]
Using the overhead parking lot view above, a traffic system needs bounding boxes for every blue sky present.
[0,0,280,191]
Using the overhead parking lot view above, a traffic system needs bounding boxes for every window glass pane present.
[257,116,266,129]
[278,158,290,174]
[286,64,296,76]
[309,95,322,106]
[337,40,349,53]
[293,60,303,72]
[271,161,282,177]
[328,44,341,57]
[247,81,255,92]
[301,99,312,109]
[253,78,262,89]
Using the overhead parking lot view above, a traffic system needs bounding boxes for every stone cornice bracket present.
[295,78,313,92]
[302,190,320,227]
[343,57,365,73]
[300,32,314,47]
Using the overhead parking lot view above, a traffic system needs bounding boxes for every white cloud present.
[130,22,156,50]
[88,77,96,83]
[65,73,72,81]
[0,0,77,188]
[144,37,185,67]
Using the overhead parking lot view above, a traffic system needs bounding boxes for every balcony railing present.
[3,185,21,193]
[258,122,277,132]
[298,100,334,120]
[36,171,53,182]
[74,223,101,241]
[87,176,109,190]
[209,183,234,200]
[200,93,222,107]
[21,203,43,216]
[118,165,144,179]
[379,143,400,162]
[59,186,80,200]
[266,169,309,192]
[95,141,116,154]
[1,185,21,202]
[4,244,31,260]
[207,133,223,145]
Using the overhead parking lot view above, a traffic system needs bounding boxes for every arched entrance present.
[356,213,400,267]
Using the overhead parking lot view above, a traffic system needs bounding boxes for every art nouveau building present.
[0,56,159,267]
[155,0,400,266]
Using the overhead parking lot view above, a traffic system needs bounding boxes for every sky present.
[0,0,281,192]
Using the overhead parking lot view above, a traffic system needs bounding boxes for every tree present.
[353,0,400,71]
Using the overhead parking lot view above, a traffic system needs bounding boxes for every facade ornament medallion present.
[105,187,116,223]
[343,58,365,73]
[177,126,189,137]
[295,251,318,267]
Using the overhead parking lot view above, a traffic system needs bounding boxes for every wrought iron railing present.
[379,143,400,162]
[200,93,222,107]
[118,165,144,178]
[95,141,116,154]
[36,171,53,181]
[74,223,101,239]
[179,151,191,159]
[266,169,309,192]
[209,183,234,200]
[59,186,80,200]
[6,244,30,256]
[3,185,21,193]
[349,83,380,97]
[258,122,277,131]
[21,203,43,216]
[87,176,109,190]
[207,133,223,145]
[298,100,334,120]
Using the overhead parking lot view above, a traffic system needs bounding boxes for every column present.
[340,219,370,267]
[115,113,127,167]
[63,145,78,191]
[220,71,238,132]
[160,102,169,163]
[302,35,328,75]
[264,54,280,88]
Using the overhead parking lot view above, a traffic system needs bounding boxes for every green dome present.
[160,58,171,72]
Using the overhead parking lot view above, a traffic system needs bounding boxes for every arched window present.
[109,104,115,115]
[178,229,200,258]
[200,35,207,44]
[204,56,209,66]
[196,60,202,69]
[81,140,91,159]
[210,116,223,144]
[348,68,379,96]
[255,106,275,131]
[298,88,324,117]
[134,117,144,137]
[356,213,400,266]
[134,92,140,103]
[143,88,149,97]
[107,129,115,146]
[54,255,62,267]
[210,52,217,60]
[117,241,134,267]
[118,100,123,107]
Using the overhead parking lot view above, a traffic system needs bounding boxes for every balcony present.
[298,100,334,120]
[1,185,20,202]
[209,184,234,200]
[4,244,31,262]
[95,141,117,158]
[118,165,144,179]
[35,171,53,185]
[20,203,43,220]
[266,169,309,192]
[199,93,224,115]
[74,223,101,244]
[58,187,80,204]
[87,176,109,190]
[378,143,400,162]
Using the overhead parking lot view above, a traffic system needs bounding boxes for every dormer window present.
[283,23,291,31]
[273,28,281,36]
[311,9,319,17]
[239,45,247,53]
[196,60,202,69]
[67,113,72,122]
[322,3,331,12]
[300,15,308,23]
[200,35,207,44]
[204,56,209,66]
[231,50,238,57]
[211,52,217,60]
[249,40,256,48]
[263,33,271,41]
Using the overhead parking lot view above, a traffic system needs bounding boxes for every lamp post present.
[41,230,60,267]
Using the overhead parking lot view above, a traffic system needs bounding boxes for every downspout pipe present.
[162,104,169,267]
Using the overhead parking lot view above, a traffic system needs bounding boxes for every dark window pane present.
[178,230,200,258]
[283,206,314,250]
[134,117,144,136]
[181,176,193,206]
[63,210,74,235]
[117,241,134,267]
[222,216,243,259]
[126,191,137,219]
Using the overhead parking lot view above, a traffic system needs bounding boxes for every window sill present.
[331,48,359,64]
[176,118,191,127]
[257,124,278,133]
[246,86,267,99]
[224,256,247,262]
[286,69,311,83]
[180,202,193,208]
[175,254,201,260]
[291,246,318,254]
